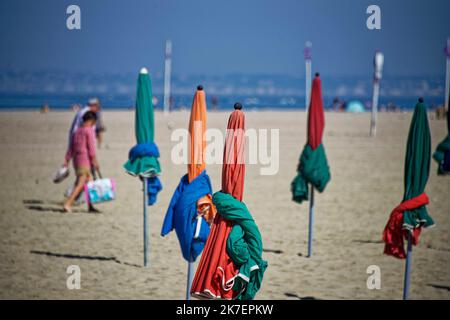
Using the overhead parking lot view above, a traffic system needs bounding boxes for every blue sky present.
[1,0,449,77]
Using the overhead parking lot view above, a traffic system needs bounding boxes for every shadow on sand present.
[25,205,66,213]
[263,248,284,254]
[23,199,66,213]
[30,250,141,268]
[352,239,383,244]
[428,284,450,292]
[22,199,44,205]
[284,292,321,300]
[23,199,93,214]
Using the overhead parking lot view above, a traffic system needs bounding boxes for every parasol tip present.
[418,97,424,103]
[140,67,148,74]
[197,85,203,91]
[234,102,243,110]
[315,72,320,77]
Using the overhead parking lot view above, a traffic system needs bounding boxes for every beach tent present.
[382,98,434,299]
[191,103,267,300]
[123,68,162,267]
[346,100,365,113]
[291,73,331,257]
[161,85,216,300]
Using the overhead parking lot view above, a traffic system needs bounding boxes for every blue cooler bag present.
[84,174,116,204]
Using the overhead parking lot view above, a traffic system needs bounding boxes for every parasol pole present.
[370,51,384,137]
[304,41,312,112]
[403,232,413,300]
[143,177,149,267]
[186,256,194,300]
[445,38,450,112]
[186,215,202,299]
[163,39,172,116]
[307,185,314,257]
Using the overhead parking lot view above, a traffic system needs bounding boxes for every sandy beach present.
[0,110,448,300]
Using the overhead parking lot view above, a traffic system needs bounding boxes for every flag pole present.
[143,177,149,267]
[445,38,450,113]
[370,51,384,137]
[370,80,380,136]
[403,232,413,300]
[304,41,312,112]
[186,257,194,300]
[307,185,314,257]
[163,40,172,116]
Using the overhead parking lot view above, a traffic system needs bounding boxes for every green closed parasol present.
[124,68,162,267]
[382,98,434,299]
[402,100,433,230]
[124,68,161,177]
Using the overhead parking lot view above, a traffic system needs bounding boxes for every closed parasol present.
[161,85,216,299]
[123,68,162,267]
[291,73,330,257]
[382,98,434,299]
[191,103,267,300]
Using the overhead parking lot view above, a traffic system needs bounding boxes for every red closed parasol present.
[307,74,325,150]
[191,103,245,299]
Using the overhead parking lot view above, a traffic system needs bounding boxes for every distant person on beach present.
[67,98,101,145]
[63,111,100,213]
[95,111,106,148]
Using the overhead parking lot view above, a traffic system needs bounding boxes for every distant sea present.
[0,71,446,111]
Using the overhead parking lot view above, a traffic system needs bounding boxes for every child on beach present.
[63,111,100,213]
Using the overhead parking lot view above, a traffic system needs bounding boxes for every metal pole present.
[307,185,314,258]
[163,40,172,116]
[143,177,149,267]
[403,232,412,300]
[445,38,450,112]
[371,51,384,137]
[305,41,312,112]
[186,258,194,300]
[370,80,380,137]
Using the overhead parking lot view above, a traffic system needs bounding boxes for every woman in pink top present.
[63,111,100,213]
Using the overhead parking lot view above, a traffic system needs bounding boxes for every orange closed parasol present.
[191,103,245,299]
[161,85,217,300]
[189,85,216,222]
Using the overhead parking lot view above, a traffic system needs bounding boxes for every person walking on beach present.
[67,97,102,147]
[63,111,101,213]
[63,98,104,202]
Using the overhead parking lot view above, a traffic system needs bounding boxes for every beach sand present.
[0,110,448,300]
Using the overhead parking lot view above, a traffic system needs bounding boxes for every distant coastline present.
[0,71,446,111]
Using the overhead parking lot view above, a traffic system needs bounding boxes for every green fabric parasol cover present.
[212,191,267,300]
[123,71,161,177]
[433,135,450,174]
[291,143,330,203]
[432,93,450,174]
[402,101,434,230]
